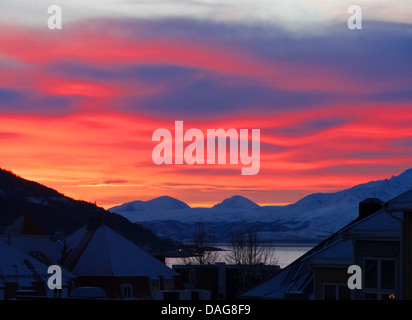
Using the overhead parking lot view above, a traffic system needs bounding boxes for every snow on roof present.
[0,239,75,284]
[47,226,88,263]
[242,190,412,299]
[341,209,401,238]
[302,239,353,266]
[242,223,349,299]
[242,260,313,299]
[56,225,178,279]
[384,189,412,211]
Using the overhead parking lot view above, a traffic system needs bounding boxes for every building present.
[154,289,211,300]
[0,214,50,254]
[242,196,405,300]
[48,221,181,299]
[173,262,280,299]
[384,189,412,299]
[0,239,75,299]
[0,214,76,299]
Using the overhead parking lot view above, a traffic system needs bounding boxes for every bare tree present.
[182,221,217,266]
[227,229,277,290]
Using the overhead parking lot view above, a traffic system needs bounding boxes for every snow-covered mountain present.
[112,195,190,211]
[109,169,412,243]
[212,195,260,210]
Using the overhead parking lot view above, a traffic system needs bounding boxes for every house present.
[48,220,181,299]
[304,239,353,300]
[241,196,404,300]
[383,189,412,299]
[154,289,211,300]
[173,262,280,300]
[340,202,400,299]
[0,239,75,299]
[0,214,50,254]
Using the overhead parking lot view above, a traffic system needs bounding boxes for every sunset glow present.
[1,2,411,208]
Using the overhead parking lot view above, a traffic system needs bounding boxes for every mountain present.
[109,169,412,243]
[110,196,190,213]
[0,168,180,253]
[212,195,260,210]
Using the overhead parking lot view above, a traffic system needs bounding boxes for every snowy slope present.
[109,169,412,242]
[212,195,260,210]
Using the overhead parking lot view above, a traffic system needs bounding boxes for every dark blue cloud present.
[132,19,412,92]
[32,19,412,117]
[0,88,22,103]
[117,78,336,117]
[260,142,288,153]
[363,89,412,103]
[393,137,412,149]
[0,88,76,115]
[302,164,410,177]
[270,118,350,136]
[46,61,197,83]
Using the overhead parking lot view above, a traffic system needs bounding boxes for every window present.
[323,283,351,300]
[121,284,133,299]
[363,258,396,300]
[164,280,174,290]
[151,280,160,296]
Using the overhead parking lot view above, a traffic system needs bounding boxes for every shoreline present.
[215,242,318,248]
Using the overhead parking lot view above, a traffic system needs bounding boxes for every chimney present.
[359,198,384,219]
[87,214,102,231]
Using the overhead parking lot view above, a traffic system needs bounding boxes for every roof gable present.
[0,239,75,283]
[384,189,412,211]
[303,239,353,266]
[340,209,401,239]
[60,225,178,279]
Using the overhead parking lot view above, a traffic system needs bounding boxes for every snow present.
[385,189,412,211]
[25,196,44,204]
[109,169,412,242]
[51,225,178,279]
[212,195,260,210]
[341,209,401,237]
[0,239,75,283]
[303,239,353,266]
[242,200,404,299]
[111,195,190,212]
[242,261,312,299]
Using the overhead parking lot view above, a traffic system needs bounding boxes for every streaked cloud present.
[0,1,411,208]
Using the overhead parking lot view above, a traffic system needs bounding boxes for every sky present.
[0,1,411,208]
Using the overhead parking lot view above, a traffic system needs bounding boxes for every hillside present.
[0,168,180,253]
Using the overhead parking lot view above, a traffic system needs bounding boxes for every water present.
[166,244,315,269]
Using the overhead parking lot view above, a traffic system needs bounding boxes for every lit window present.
[151,280,160,296]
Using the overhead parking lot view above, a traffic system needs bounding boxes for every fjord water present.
[166,243,315,269]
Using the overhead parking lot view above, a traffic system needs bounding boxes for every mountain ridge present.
[0,168,180,253]
[109,168,412,243]
[110,195,191,213]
